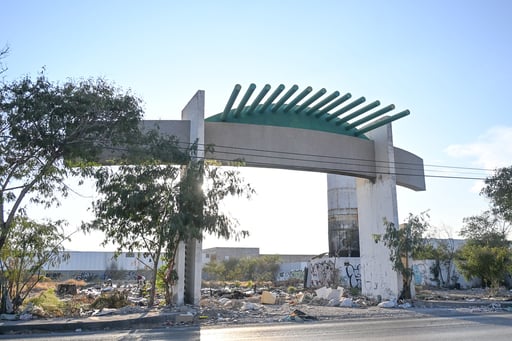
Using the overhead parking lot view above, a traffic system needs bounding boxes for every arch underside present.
[204,121,425,191]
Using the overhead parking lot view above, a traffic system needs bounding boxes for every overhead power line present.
[96,141,493,181]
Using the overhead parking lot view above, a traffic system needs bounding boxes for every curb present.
[0,312,180,335]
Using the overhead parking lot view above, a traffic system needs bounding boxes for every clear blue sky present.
[2,0,511,254]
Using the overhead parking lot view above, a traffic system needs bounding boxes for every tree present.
[382,212,430,299]
[455,211,511,289]
[460,211,510,247]
[416,237,458,288]
[0,45,8,77]
[203,255,281,283]
[85,139,254,306]
[0,73,144,254]
[0,215,69,313]
[481,166,512,224]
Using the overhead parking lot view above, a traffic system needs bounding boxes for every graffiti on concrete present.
[307,258,361,289]
[74,272,98,282]
[125,271,137,281]
[412,263,428,286]
[309,259,336,288]
[344,262,361,288]
[277,269,305,282]
[45,272,62,280]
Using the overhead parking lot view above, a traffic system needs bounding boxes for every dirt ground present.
[195,286,512,326]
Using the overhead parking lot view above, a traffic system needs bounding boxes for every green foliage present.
[382,212,430,298]
[415,235,458,288]
[460,211,510,247]
[203,255,281,283]
[456,243,512,289]
[84,140,254,305]
[90,291,129,309]
[0,72,143,254]
[481,166,512,224]
[26,288,63,317]
[0,215,69,312]
[456,211,511,289]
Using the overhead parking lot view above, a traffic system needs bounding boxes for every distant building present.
[44,251,155,282]
[202,247,260,264]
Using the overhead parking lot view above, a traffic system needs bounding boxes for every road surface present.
[2,313,511,340]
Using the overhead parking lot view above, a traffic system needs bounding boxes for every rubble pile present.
[2,281,511,325]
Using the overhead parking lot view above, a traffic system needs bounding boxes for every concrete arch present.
[152,88,425,304]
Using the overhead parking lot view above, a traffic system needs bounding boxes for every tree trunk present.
[148,249,161,307]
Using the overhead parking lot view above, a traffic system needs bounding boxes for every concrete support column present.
[356,123,401,300]
[173,90,204,305]
[185,239,203,305]
[173,241,186,305]
[327,175,359,257]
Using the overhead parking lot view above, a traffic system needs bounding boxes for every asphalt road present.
[2,313,512,340]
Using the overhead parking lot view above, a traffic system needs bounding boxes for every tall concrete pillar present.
[356,123,401,300]
[173,90,204,305]
[327,175,359,257]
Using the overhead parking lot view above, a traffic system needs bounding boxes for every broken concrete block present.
[327,298,340,306]
[327,289,342,301]
[261,291,277,305]
[340,297,353,307]
[315,286,329,299]
[176,312,194,323]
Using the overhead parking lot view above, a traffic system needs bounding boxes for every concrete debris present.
[260,291,277,305]
[19,313,32,320]
[0,313,17,321]
[92,308,117,316]
[315,286,345,301]
[241,302,261,311]
[340,297,353,307]
[176,312,194,324]
[378,298,397,308]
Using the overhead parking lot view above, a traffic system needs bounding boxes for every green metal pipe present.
[234,83,256,118]
[325,97,365,122]
[345,104,395,130]
[335,100,380,126]
[259,84,285,113]
[246,84,271,115]
[305,91,340,116]
[295,88,327,114]
[221,84,241,121]
[355,110,410,136]
[272,85,298,112]
[283,86,312,112]
[314,93,352,118]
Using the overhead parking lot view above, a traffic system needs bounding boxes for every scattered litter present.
[378,298,397,308]
[398,302,412,309]
[281,309,318,322]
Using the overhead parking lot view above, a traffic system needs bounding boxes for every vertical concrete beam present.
[173,241,186,305]
[356,123,402,300]
[173,91,205,305]
[180,90,205,305]
[327,175,359,257]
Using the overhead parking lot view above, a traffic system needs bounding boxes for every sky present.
[1,0,512,255]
